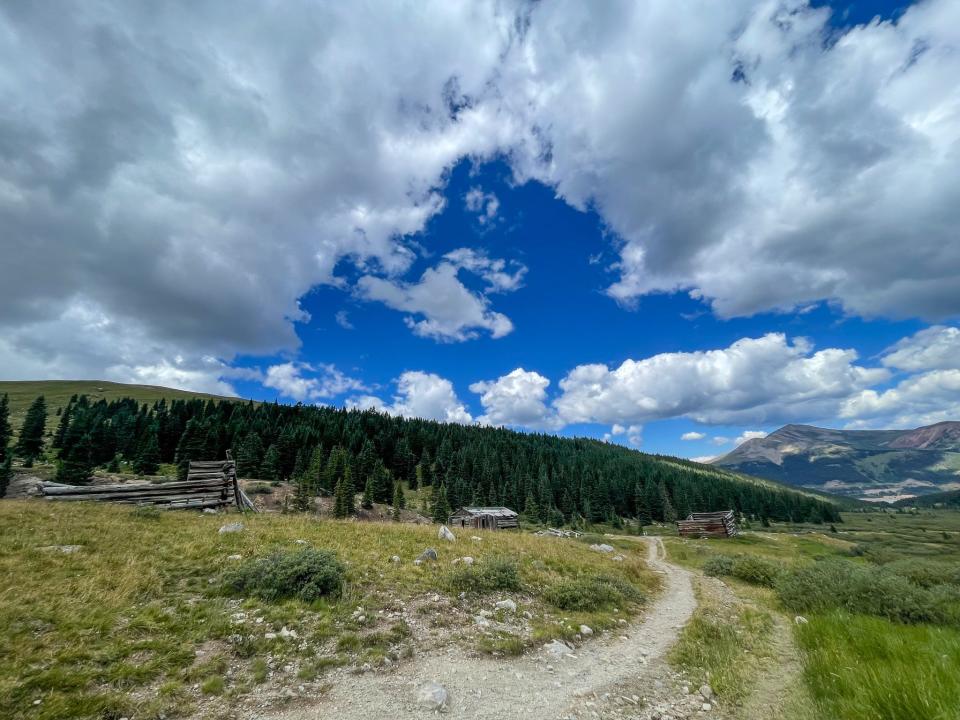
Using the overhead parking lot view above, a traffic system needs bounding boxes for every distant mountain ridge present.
[712,421,960,501]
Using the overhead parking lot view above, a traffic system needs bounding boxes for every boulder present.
[699,684,714,700]
[414,548,438,564]
[438,525,456,542]
[590,543,615,553]
[579,624,593,636]
[390,555,401,563]
[218,522,244,534]
[415,681,448,711]
[544,639,572,658]
[495,599,517,612]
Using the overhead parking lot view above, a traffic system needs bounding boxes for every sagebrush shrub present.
[544,572,644,610]
[703,555,735,578]
[223,548,345,602]
[703,554,780,587]
[446,557,521,594]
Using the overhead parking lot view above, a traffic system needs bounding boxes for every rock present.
[202,508,218,514]
[390,555,401,563]
[702,702,712,711]
[218,522,244,534]
[495,599,517,612]
[416,548,438,563]
[579,624,593,636]
[264,632,277,640]
[590,543,615,553]
[452,555,474,565]
[279,626,298,639]
[471,536,482,542]
[794,615,809,625]
[226,554,242,561]
[544,639,572,658]
[38,545,82,554]
[294,539,308,545]
[415,681,448,711]
[438,525,456,542]
[699,684,713,700]
[611,554,625,562]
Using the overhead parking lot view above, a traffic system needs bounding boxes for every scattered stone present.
[611,554,625,562]
[699,684,713,700]
[416,681,449,711]
[794,615,809,625]
[203,508,218,514]
[218,522,244,534]
[279,626,298,639]
[38,545,82,554]
[438,525,456,542]
[579,624,593,636]
[590,543,615,553]
[390,555,401,563]
[471,536,482,542]
[226,554,242,561]
[495,599,517,612]
[264,632,277,640]
[294,539,308,545]
[415,548,438,564]
[702,702,713,711]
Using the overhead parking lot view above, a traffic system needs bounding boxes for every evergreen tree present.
[260,444,281,481]
[357,440,377,491]
[393,437,415,485]
[430,482,450,523]
[524,488,541,523]
[635,482,653,526]
[236,433,264,478]
[291,474,312,512]
[57,433,94,485]
[0,455,11,498]
[51,401,71,449]
[361,474,374,509]
[333,466,355,518]
[15,395,47,466]
[0,393,11,463]
[174,419,205,481]
[660,482,678,523]
[371,458,392,503]
[107,453,121,473]
[392,481,405,521]
[132,428,161,475]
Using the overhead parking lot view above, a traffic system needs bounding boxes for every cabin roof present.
[451,506,518,518]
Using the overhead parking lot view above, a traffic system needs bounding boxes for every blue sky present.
[3,0,959,459]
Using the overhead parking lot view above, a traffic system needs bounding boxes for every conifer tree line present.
[20,393,841,525]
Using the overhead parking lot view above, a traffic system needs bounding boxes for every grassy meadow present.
[0,500,657,720]
[661,509,960,720]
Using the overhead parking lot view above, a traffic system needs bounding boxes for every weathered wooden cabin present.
[677,510,738,538]
[448,506,520,530]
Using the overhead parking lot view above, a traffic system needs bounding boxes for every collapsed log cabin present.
[676,510,738,538]
[448,506,520,530]
[40,453,256,512]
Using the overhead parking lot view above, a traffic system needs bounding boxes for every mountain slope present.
[0,379,241,433]
[712,422,960,501]
[6,380,844,523]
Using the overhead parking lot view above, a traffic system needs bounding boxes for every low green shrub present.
[247,483,274,495]
[446,557,521,594]
[703,554,780,587]
[223,548,345,602]
[544,572,644,611]
[131,505,162,520]
[776,560,958,625]
[882,559,960,589]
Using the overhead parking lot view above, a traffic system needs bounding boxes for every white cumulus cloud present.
[681,431,706,441]
[263,362,367,402]
[348,371,472,424]
[470,368,559,429]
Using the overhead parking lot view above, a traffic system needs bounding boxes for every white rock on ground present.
[590,543,615,553]
[794,615,808,625]
[226,554,242,561]
[218,523,244,534]
[415,548,438,564]
[415,682,448,711]
[38,545,83,554]
[699,684,713,699]
[579,624,593,636]
[495,599,517,612]
[438,525,456,542]
[544,640,572,658]
[471,536,482,542]
[390,555,401,563]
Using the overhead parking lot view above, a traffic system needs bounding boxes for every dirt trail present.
[249,537,696,720]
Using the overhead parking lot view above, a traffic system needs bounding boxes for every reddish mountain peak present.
[888,422,960,450]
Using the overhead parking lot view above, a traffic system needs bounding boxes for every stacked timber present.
[676,510,738,538]
[40,455,257,512]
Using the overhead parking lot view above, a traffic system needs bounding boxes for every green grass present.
[0,500,658,719]
[665,509,960,720]
[668,579,775,704]
[797,611,960,720]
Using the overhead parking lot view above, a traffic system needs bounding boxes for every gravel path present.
[250,537,697,719]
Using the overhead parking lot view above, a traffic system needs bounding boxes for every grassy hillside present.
[660,509,960,720]
[0,380,241,433]
[0,500,656,719]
